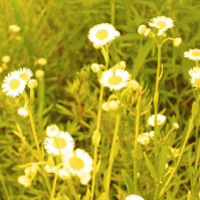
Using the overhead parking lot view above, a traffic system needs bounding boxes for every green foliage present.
[0,0,200,200]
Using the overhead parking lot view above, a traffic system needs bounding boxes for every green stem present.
[90,84,104,200]
[158,116,194,197]
[67,178,80,200]
[91,45,109,200]
[134,89,142,193]
[153,44,162,154]
[23,92,51,194]
[50,171,58,200]
[105,113,121,197]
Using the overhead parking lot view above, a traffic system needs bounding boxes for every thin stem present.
[134,89,142,193]
[105,113,121,197]
[23,92,51,194]
[50,171,58,200]
[91,86,104,200]
[158,116,194,197]
[91,45,109,200]
[67,178,80,200]
[153,44,162,154]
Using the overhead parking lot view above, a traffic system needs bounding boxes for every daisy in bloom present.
[88,23,120,47]
[100,69,130,90]
[148,114,166,127]
[63,148,93,177]
[17,68,33,82]
[125,194,144,200]
[149,16,174,35]
[44,131,74,155]
[188,67,200,88]
[2,71,27,98]
[184,49,200,61]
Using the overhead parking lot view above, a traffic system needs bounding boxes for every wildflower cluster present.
[138,16,182,47]
[44,124,93,185]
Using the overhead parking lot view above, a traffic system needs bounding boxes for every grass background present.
[0,0,200,199]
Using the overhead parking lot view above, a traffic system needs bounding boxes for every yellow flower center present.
[157,21,167,28]
[195,78,200,87]
[9,79,20,90]
[52,137,67,149]
[19,73,29,81]
[192,50,200,56]
[96,29,109,40]
[69,156,84,170]
[108,75,122,85]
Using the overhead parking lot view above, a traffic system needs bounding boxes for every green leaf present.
[82,188,90,200]
[97,192,108,200]
[191,101,199,117]
[144,153,158,182]
[121,169,134,194]
[157,146,167,182]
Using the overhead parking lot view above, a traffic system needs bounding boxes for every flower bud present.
[46,124,59,137]
[173,122,179,129]
[35,69,44,78]
[28,79,38,89]
[144,28,151,36]
[18,175,31,187]
[102,102,111,112]
[109,100,120,110]
[173,37,182,47]
[91,63,100,73]
[17,107,28,118]
[9,25,21,33]
[37,58,47,66]
[138,25,147,35]
[128,80,140,90]
[92,129,101,146]
[2,55,10,63]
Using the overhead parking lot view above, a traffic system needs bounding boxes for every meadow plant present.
[1,2,200,200]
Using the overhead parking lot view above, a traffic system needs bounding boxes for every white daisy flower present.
[125,194,144,200]
[148,114,166,127]
[44,131,74,155]
[2,72,27,98]
[149,16,174,34]
[188,67,200,77]
[184,49,200,61]
[188,67,200,88]
[46,124,59,137]
[100,69,130,90]
[190,75,200,88]
[63,148,93,177]
[17,68,33,82]
[88,23,120,47]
